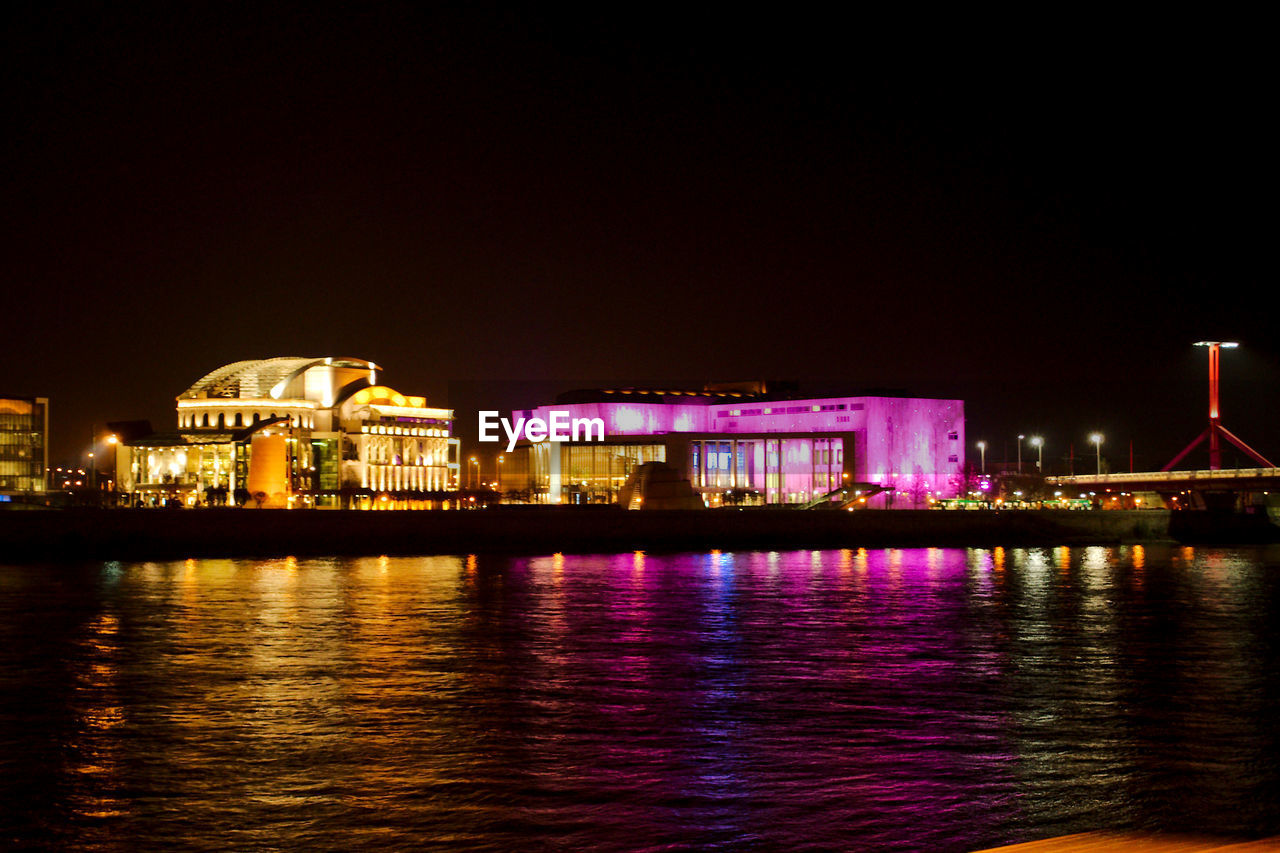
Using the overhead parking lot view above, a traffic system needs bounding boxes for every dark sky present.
[3,6,1275,470]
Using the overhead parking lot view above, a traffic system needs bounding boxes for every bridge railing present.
[1048,467,1280,486]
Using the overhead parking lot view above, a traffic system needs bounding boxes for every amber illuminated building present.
[0,396,48,500]
[118,358,457,508]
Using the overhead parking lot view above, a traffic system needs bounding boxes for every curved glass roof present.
[179,357,375,399]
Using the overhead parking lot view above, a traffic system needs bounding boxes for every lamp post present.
[468,456,478,489]
[1201,341,1231,470]
[976,441,986,474]
[106,434,118,496]
[1090,433,1104,475]
[1162,341,1274,471]
[1017,434,1024,474]
[1030,436,1043,472]
[497,455,504,496]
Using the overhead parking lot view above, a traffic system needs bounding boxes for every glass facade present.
[526,441,666,504]
[689,436,845,505]
[312,438,340,491]
[0,397,48,494]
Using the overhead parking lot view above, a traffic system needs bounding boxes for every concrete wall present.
[0,507,1204,563]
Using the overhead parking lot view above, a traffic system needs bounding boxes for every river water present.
[2,546,1278,851]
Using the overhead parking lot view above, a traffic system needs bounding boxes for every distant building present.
[0,396,49,500]
[118,358,457,507]
[507,382,964,507]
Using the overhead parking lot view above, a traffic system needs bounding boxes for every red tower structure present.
[1162,341,1275,471]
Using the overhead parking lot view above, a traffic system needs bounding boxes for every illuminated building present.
[118,358,457,507]
[507,383,964,506]
[0,396,48,500]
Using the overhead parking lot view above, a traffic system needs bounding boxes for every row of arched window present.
[181,410,315,430]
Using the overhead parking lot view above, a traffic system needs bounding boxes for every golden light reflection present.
[993,546,1005,577]
[67,609,126,825]
[634,550,646,573]
[1130,544,1147,593]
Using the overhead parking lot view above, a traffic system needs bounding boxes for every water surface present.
[2,545,1278,850]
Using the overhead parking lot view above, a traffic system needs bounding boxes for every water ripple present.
[2,545,1279,850]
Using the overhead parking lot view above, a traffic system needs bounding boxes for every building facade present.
[119,358,457,507]
[508,384,964,507]
[0,396,48,500]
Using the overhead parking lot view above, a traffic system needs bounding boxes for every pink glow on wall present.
[523,402,711,436]
[515,394,964,498]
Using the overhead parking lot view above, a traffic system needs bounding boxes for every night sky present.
[4,6,1275,471]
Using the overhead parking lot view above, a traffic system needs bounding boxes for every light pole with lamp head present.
[1090,433,1104,475]
[105,434,118,496]
[1162,341,1275,471]
[976,441,986,474]
[1030,436,1043,472]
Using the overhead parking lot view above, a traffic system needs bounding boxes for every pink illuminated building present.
[508,383,964,507]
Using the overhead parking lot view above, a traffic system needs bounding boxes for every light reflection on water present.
[1,545,1279,851]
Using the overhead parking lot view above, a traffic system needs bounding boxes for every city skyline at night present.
[3,7,1274,470]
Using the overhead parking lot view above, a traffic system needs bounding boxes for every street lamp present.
[106,435,118,495]
[468,456,478,489]
[1090,433,1104,475]
[1162,341,1273,472]
[1017,434,1024,473]
[497,455,504,495]
[1029,436,1043,472]
[976,440,986,474]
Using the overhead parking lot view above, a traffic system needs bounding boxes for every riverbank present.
[5,506,1271,562]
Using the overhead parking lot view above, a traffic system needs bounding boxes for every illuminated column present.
[1207,341,1222,470]
[773,438,781,504]
[548,444,562,504]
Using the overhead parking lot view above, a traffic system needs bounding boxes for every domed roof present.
[179,357,376,399]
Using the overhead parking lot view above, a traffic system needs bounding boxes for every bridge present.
[1042,342,1278,511]
[1047,467,1280,511]
[1048,467,1280,492]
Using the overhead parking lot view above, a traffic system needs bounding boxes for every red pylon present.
[1163,341,1275,471]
